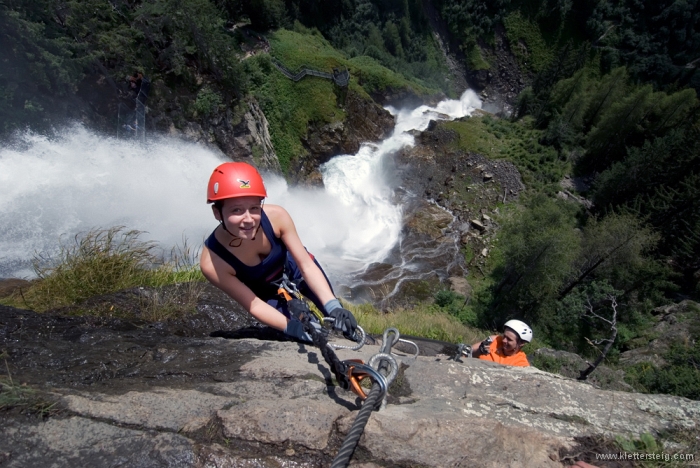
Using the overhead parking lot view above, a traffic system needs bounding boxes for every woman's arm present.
[265,205,337,307]
[200,246,289,330]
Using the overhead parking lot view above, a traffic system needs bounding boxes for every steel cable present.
[330,382,383,468]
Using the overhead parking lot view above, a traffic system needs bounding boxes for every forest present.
[1,0,699,399]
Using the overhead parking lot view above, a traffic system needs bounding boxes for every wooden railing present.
[271,58,350,87]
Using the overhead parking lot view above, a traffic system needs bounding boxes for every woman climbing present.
[200,161,358,342]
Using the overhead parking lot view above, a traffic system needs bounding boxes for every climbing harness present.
[274,273,325,322]
[275,273,366,349]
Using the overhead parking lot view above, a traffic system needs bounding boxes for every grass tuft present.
[4,226,205,318]
[0,352,58,416]
[349,302,483,344]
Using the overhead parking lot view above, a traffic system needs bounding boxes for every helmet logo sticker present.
[213,182,219,194]
[238,179,251,189]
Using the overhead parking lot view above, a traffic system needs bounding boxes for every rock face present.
[620,300,700,368]
[473,26,530,116]
[2,296,699,467]
[164,96,282,171]
[293,90,395,183]
[390,117,525,289]
[345,195,469,307]
[232,98,281,171]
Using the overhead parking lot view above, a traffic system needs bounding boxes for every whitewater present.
[0,90,481,290]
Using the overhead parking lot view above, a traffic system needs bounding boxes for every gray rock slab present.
[218,395,351,450]
[404,355,700,438]
[4,336,700,467]
[59,387,235,431]
[0,416,196,468]
[340,405,564,467]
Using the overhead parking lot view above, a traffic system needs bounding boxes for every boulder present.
[470,219,487,231]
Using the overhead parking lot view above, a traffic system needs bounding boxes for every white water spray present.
[0,90,481,284]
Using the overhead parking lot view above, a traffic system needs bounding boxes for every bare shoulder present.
[263,204,288,218]
[263,204,293,226]
[200,245,236,279]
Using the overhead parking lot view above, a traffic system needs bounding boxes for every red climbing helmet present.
[207,162,267,203]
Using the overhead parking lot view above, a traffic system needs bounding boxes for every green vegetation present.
[614,432,699,468]
[432,0,700,393]
[1,227,205,320]
[444,115,566,193]
[0,0,450,140]
[1,0,248,135]
[245,53,343,171]
[0,352,57,415]
[502,11,553,72]
[465,45,490,71]
[529,353,568,373]
[285,0,453,94]
[193,87,224,116]
[432,0,509,60]
[626,340,700,400]
[351,301,482,344]
[245,28,436,170]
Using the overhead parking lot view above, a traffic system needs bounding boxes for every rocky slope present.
[392,115,525,289]
[2,288,698,467]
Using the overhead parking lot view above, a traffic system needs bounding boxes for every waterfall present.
[0,90,481,298]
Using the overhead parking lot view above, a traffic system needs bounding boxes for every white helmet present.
[504,319,533,343]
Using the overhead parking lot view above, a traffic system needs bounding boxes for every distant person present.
[199,162,358,343]
[471,319,532,367]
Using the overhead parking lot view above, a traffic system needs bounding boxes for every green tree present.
[593,125,700,275]
[581,66,628,132]
[584,84,655,170]
[245,0,287,30]
[542,69,590,150]
[486,195,582,326]
[559,213,661,300]
[134,0,244,90]
[383,20,404,58]
[0,0,87,133]
[586,0,700,91]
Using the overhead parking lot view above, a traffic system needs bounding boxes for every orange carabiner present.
[345,359,371,400]
[277,287,293,301]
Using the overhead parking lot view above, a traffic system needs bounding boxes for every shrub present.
[625,342,700,400]
[193,87,223,116]
[11,227,205,316]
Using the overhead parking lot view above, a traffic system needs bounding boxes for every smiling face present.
[501,328,523,356]
[213,196,263,240]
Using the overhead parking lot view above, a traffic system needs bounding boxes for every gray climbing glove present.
[324,299,358,340]
[478,336,493,355]
[284,319,312,343]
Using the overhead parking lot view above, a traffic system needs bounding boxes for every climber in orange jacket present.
[471,319,532,367]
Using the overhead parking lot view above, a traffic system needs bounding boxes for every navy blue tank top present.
[204,210,287,300]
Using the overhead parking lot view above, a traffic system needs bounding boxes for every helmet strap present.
[216,205,238,239]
